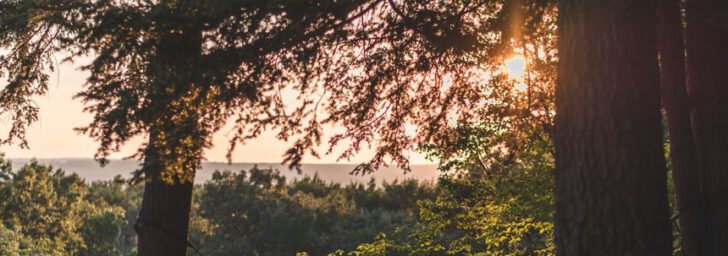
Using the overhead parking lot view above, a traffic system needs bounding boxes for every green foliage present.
[192,165,437,256]
[340,168,554,256]
[0,157,136,256]
[0,223,22,256]
[85,177,143,256]
[77,206,127,255]
[0,223,57,256]
[0,159,87,255]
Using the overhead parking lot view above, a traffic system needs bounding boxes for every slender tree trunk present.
[685,0,728,254]
[554,0,673,254]
[657,0,712,255]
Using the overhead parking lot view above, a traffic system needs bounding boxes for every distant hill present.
[7,158,440,185]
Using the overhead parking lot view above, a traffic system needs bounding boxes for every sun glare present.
[515,82,528,92]
[502,55,528,92]
[503,55,526,80]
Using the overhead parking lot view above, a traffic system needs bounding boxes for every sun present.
[502,55,528,92]
[503,55,526,80]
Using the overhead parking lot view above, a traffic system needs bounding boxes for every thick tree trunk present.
[554,0,673,255]
[685,0,728,254]
[135,148,195,256]
[135,128,198,256]
[657,0,712,255]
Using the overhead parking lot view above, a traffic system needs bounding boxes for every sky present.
[0,58,433,164]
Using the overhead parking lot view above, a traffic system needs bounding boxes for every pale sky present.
[0,58,432,164]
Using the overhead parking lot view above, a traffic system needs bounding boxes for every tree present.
[554,0,672,254]
[0,160,87,254]
[1,1,382,254]
[86,176,143,256]
[0,157,129,256]
[684,0,728,254]
[657,0,711,254]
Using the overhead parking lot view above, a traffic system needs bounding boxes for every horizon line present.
[4,157,438,166]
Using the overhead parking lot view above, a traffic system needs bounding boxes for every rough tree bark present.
[554,0,673,254]
[135,141,196,256]
[685,0,728,254]
[657,0,712,254]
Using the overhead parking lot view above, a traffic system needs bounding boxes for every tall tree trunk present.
[134,14,203,255]
[657,0,712,254]
[554,0,673,254]
[685,0,728,254]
